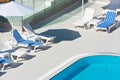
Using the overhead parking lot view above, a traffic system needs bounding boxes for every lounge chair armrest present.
[6,39,18,49]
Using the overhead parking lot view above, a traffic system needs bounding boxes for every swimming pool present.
[50,55,120,80]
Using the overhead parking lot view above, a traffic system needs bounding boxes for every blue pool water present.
[50,55,120,80]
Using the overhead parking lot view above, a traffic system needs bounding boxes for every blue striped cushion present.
[104,11,116,23]
[97,11,116,28]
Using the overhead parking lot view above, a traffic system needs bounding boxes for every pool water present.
[50,55,120,80]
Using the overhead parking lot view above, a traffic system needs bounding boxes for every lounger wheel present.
[107,28,110,33]
[85,26,88,30]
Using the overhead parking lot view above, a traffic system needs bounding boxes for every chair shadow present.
[0,72,6,77]
[96,29,106,32]
[11,63,23,68]
[40,29,81,43]
[39,45,52,50]
[25,55,36,60]
[30,45,52,52]
[102,0,120,10]
[110,25,120,33]
[2,62,23,70]
[102,4,111,10]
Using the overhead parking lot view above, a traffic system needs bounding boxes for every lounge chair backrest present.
[83,8,95,20]
[0,58,5,63]
[12,29,24,43]
[104,11,116,23]
[23,23,35,35]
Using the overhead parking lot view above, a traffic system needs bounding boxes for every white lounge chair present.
[0,41,13,70]
[11,48,27,62]
[0,39,11,58]
[23,23,56,44]
[73,8,95,29]
[0,39,28,62]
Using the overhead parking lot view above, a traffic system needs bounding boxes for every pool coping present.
[38,52,120,80]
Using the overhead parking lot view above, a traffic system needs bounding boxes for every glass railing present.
[7,0,89,27]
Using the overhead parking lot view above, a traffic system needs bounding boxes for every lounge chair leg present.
[1,65,5,71]
[15,57,19,62]
[33,46,37,52]
[85,26,88,30]
[85,24,89,30]
[45,40,49,45]
[96,29,98,32]
[11,55,14,60]
[107,28,110,33]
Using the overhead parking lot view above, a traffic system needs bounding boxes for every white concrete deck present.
[0,0,120,80]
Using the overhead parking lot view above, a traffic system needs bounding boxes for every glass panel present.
[15,0,33,9]
[14,0,85,26]
[89,0,110,3]
[44,0,55,14]
[22,0,33,9]
[33,0,44,19]
[54,0,64,9]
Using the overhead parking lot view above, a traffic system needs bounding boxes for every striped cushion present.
[97,11,116,28]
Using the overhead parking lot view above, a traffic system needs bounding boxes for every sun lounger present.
[73,8,95,29]
[0,39,29,62]
[12,29,44,52]
[96,11,117,33]
[0,57,13,70]
[11,48,27,62]
[23,23,56,44]
[0,39,12,58]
